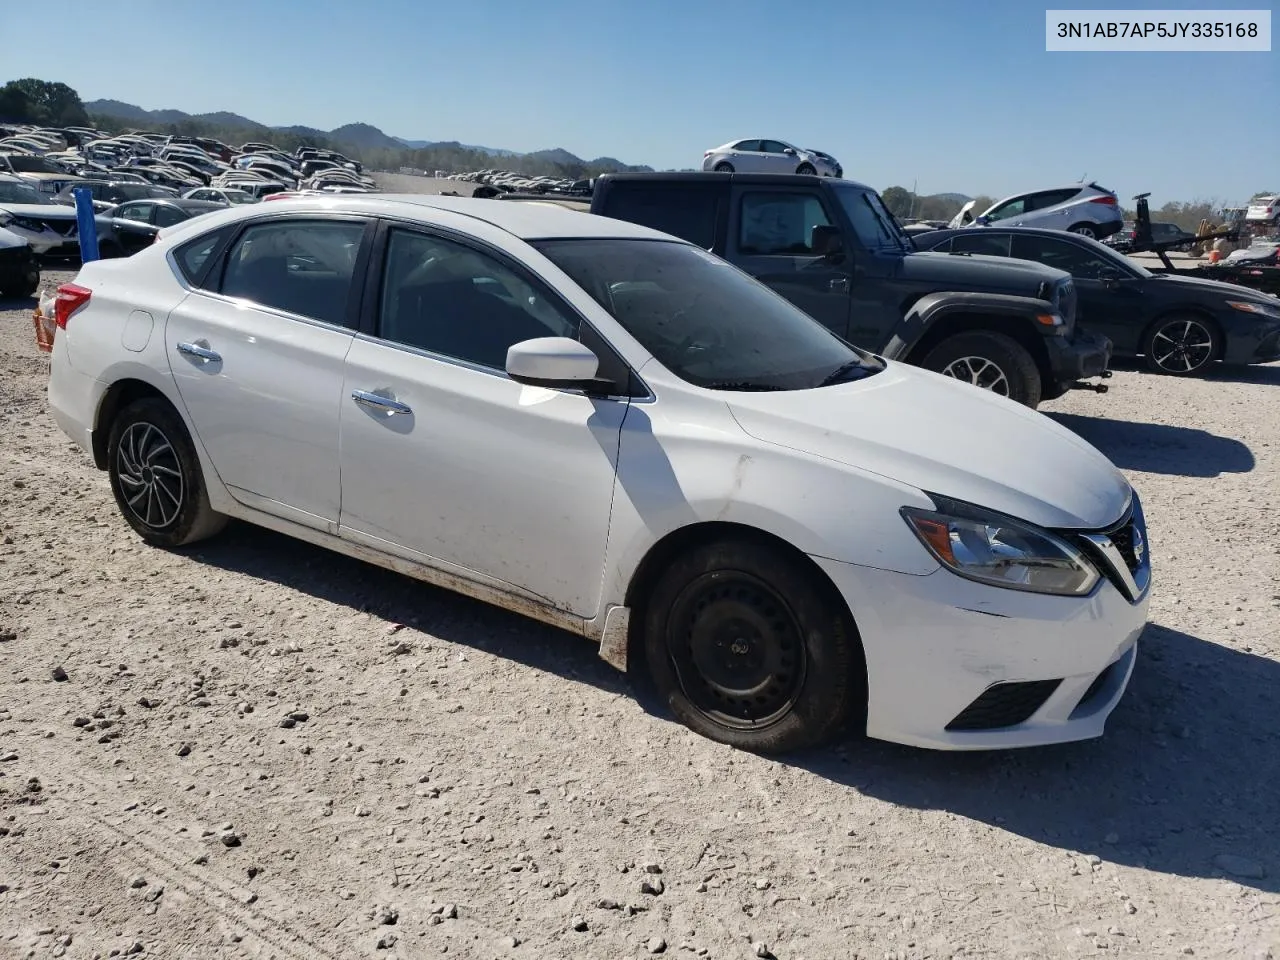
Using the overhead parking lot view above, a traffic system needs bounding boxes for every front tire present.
[1142,314,1219,376]
[107,398,227,547]
[921,330,1042,408]
[643,538,862,754]
[1,263,39,298]
[795,163,816,176]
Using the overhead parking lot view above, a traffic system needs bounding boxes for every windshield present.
[830,184,911,253]
[532,238,882,391]
[0,180,49,204]
[5,155,66,174]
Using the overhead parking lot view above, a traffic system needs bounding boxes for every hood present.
[0,203,78,219]
[903,249,1065,294]
[726,362,1131,531]
[1152,272,1279,300]
[947,200,978,228]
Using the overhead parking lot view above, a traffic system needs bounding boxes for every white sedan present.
[45,194,1152,754]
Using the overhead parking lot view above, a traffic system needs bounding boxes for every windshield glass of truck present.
[532,238,882,391]
[831,184,909,252]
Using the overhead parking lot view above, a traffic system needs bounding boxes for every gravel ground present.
[1,270,1278,960]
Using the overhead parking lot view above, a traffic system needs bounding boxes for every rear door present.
[1020,188,1083,230]
[727,185,852,337]
[164,215,373,531]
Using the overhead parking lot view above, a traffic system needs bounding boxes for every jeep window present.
[831,185,909,253]
[603,186,721,250]
[739,191,833,255]
[532,238,882,391]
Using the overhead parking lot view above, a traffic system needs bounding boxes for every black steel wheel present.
[642,537,863,754]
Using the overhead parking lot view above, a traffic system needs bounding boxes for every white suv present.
[950,182,1124,240]
[702,139,842,177]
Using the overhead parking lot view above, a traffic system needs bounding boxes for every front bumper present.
[813,532,1151,750]
[1044,327,1112,387]
[1220,314,1280,365]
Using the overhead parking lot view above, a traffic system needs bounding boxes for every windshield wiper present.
[703,380,786,392]
[818,357,880,387]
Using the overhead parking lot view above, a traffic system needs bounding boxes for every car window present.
[220,219,365,326]
[1010,234,1119,280]
[115,202,152,223]
[377,228,579,370]
[532,238,881,391]
[739,191,833,255]
[0,179,48,204]
[759,140,790,154]
[986,197,1028,220]
[952,232,1012,257]
[153,204,189,227]
[731,140,760,152]
[1025,189,1080,211]
[173,226,231,287]
[603,186,721,250]
[830,184,908,253]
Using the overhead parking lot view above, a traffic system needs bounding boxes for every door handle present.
[176,341,221,363]
[829,278,850,293]
[351,389,413,416]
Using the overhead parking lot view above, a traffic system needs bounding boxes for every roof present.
[177,193,684,242]
[596,171,874,193]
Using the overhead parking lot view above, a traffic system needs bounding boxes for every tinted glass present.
[830,185,909,252]
[731,140,760,151]
[987,197,1027,220]
[379,228,579,369]
[1026,189,1080,210]
[220,220,365,326]
[952,232,1012,256]
[173,227,229,287]
[6,155,65,174]
[603,185,721,249]
[532,238,880,391]
[1010,234,1124,280]
[115,202,153,223]
[0,180,48,204]
[759,140,790,154]
[154,204,189,227]
[738,191,832,255]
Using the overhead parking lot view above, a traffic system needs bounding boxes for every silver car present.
[949,182,1123,240]
[701,139,841,177]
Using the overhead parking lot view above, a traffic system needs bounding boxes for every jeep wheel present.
[922,331,1042,408]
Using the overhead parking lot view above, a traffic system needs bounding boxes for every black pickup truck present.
[580,172,1113,408]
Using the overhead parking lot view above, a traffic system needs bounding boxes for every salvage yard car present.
[585,172,1113,408]
[45,194,1151,754]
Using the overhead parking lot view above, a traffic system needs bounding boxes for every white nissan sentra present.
[46,194,1152,754]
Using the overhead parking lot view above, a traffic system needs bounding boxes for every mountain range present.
[83,99,646,172]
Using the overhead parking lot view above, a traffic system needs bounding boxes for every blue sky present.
[3,0,1274,205]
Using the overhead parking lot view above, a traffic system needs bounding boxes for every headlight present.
[1227,300,1280,319]
[901,496,1100,596]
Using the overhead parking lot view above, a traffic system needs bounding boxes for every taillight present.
[1089,195,1118,205]
[54,283,92,329]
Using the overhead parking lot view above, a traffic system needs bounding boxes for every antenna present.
[1079,172,1087,182]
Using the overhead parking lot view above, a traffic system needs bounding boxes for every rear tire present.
[642,538,862,755]
[1,264,39,298]
[106,398,227,548]
[1068,223,1098,238]
[714,162,734,173]
[921,330,1042,408]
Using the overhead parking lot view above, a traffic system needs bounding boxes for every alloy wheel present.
[940,356,1011,395]
[115,421,185,529]
[666,572,808,730]
[1150,319,1214,373]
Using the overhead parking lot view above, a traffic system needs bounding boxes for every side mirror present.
[811,224,844,258]
[973,214,992,227]
[783,147,797,156]
[506,337,603,391]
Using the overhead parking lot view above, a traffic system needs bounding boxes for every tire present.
[1142,314,1219,376]
[642,537,863,754]
[106,397,227,548]
[1067,223,1098,239]
[795,163,816,176]
[1,263,39,298]
[713,162,734,173]
[921,330,1042,408]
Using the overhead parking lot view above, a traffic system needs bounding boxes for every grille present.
[1108,521,1141,572]
[945,679,1062,731]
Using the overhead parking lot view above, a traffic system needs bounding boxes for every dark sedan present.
[917,226,1280,375]
[95,198,226,257]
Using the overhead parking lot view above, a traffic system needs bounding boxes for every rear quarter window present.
[172,226,232,288]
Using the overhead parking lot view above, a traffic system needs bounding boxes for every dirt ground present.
[1,270,1278,960]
